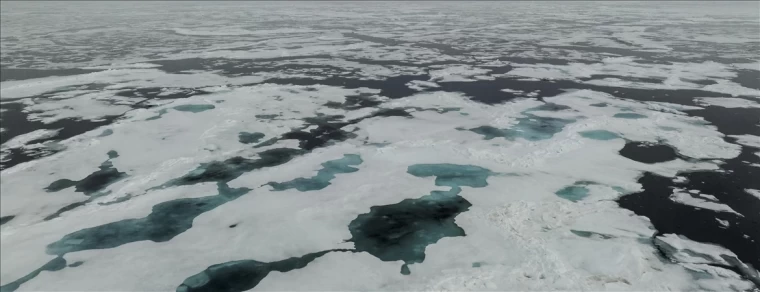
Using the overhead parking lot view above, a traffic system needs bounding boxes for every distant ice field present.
[1,2,759,291]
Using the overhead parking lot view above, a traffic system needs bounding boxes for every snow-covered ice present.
[1,1,759,291]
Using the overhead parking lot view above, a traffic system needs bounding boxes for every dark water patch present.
[733,69,760,90]
[255,114,279,120]
[67,261,83,268]
[472,262,483,268]
[324,93,382,110]
[280,123,358,151]
[619,141,678,164]
[579,130,620,140]
[219,63,347,77]
[348,187,471,274]
[177,249,352,292]
[434,75,730,106]
[539,45,662,60]
[371,108,413,118]
[686,107,760,136]
[166,148,303,187]
[525,103,573,112]
[576,83,734,106]
[570,230,616,239]
[499,57,591,66]
[618,171,760,285]
[238,132,265,144]
[0,68,101,82]
[590,102,608,107]
[618,142,760,282]
[0,102,117,147]
[0,100,118,169]
[609,37,637,47]
[0,256,66,292]
[173,104,215,113]
[262,72,732,108]
[0,215,15,226]
[682,79,718,86]
[43,200,89,221]
[149,56,335,75]
[468,114,575,141]
[264,74,428,100]
[613,112,647,119]
[45,151,126,195]
[1,146,64,171]
[269,154,362,192]
[343,32,467,55]
[483,64,513,75]
[115,87,204,100]
[436,78,565,104]
[411,106,461,114]
[43,151,126,220]
[149,58,229,73]
[46,182,250,256]
[348,164,493,274]
[344,58,465,68]
[262,109,409,151]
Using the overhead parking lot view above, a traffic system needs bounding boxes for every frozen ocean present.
[1,1,759,291]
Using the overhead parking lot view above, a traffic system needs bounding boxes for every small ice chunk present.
[670,192,741,216]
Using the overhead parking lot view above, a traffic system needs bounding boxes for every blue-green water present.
[348,163,494,275]
[555,185,590,202]
[0,257,66,292]
[173,104,215,113]
[578,130,620,140]
[613,112,647,119]
[146,104,215,120]
[46,182,250,256]
[269,154,363,192]
[176,249,353,292]
[469,113,575,141]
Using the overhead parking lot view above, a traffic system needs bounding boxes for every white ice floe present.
[746,189,760,200]
[406,80,440,91]
[0,68,266,100]
[655,234,757,291]
[429,65,491,82]
[729,134,760,148]
[695,97,760,108]
[670,191,742,216]
[1,129,60,149]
